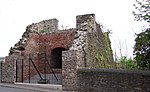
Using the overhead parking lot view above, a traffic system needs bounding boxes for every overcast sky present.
[0,0,148,58]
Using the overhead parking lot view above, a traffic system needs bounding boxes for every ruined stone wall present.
[26,18,58,33]
[62,50,78,91]
[103,32,114,67]
[72,14,114,68]
[3,18,77,83]
[16,33,76,82]
[95,24,115,68]
[61,14,115,91]
[9,19,58,55]
[2,14,115,91]
[16,33,39,82]
[70,14,97,67]
[77,14,96,67]
[3,31,75,83]
[6,33,40,83]
[38,29,76,53]
[2,55,19,83]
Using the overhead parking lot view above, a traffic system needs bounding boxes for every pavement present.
[0,83,77,92]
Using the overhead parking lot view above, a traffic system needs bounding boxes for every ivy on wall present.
[40,28,49,33]
[95,32,115,68]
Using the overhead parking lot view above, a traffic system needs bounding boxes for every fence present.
[15,53,62,84]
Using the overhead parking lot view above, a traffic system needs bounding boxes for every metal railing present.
[16,53,62,84]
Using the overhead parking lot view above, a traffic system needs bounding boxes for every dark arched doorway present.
[50,48,67,68]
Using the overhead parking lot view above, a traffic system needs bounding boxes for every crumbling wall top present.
[76,14,96,32]
[26,18,58,33]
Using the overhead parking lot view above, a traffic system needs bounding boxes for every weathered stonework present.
[2,55,18,83]
[2,14,114,91]
[77,68,150,92]
[62,50,78,90]
[26,18,58,33]
[9,19,59,55]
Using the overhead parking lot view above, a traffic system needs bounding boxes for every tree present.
[133,28,150,69]
[133,0,150,69]
[133,0,150,23]
[118,56,137,69]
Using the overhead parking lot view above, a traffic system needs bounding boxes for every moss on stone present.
[40,28,49,33]
[95,32,115,68]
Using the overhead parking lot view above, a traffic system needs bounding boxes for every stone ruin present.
[2,14,114,90]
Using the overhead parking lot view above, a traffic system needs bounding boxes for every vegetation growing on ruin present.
[96,0,150,70]
[95,32,138,69]
[95,32,115,68]
[40,28,49,33]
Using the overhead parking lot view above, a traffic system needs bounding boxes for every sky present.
[0,0,148,58]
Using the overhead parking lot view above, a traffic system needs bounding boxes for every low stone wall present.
[77,68,150,92]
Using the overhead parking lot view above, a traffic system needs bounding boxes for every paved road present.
[0,86,39,92]
[0,83,74,92]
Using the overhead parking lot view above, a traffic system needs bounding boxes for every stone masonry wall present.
[77,68,150,92]
[14,30,76,83]
[26,18,58,33]
[3,18,77,83]
[74,14,114,68]
[38,29,76,53]
[76,14,97,67]
[2,55,19,83]
[62,50,78,91]
[9,18,58,55]
[2,14,115,91]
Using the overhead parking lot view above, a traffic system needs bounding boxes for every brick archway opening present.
[50,48,67,69]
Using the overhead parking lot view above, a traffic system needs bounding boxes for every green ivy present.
[40,28,49,33]
[95,32,115,68]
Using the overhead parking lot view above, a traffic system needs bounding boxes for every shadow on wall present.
[50,48,67,68]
